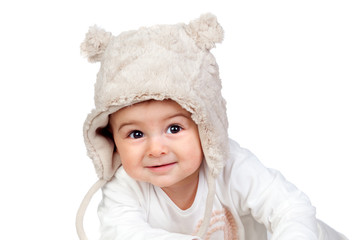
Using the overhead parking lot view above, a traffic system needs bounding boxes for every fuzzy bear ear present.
[185,13,224,50]
[80,25,112,63]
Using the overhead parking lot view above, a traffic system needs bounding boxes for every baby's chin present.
[129,174,175,188]
[146,179,178,188]
[146,177,185,189]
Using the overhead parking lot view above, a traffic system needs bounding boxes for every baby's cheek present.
[122,162,145,181]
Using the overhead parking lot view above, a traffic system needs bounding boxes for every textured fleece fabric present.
[98,140,347,240]
[81,13,228,181]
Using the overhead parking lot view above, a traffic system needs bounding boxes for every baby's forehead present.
[119,99,188,112]
[110,99,192,123]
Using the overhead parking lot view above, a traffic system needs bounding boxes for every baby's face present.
[109,100,203,189]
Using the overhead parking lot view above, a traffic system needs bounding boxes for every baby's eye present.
[166,125,182,134]
[129,130,144,139]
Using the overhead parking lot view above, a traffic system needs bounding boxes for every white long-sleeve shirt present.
[98,139,346,239]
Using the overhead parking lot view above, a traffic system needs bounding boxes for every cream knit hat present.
[76,13,229,239]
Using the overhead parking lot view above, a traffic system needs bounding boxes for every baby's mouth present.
[145,162,177,172]
[148,162,176,168]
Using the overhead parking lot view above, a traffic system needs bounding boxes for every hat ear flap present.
[81,25,112,62]
[185,13,224,50]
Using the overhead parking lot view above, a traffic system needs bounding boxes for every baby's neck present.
[161,170,200,210]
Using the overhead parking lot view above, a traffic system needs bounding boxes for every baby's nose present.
[147,136,168,158]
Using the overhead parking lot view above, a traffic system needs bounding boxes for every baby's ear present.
[185,13,224,50]
[80,25,112,62]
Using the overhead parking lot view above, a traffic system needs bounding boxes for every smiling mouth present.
[147,162,176,168]
[145,162,176,172]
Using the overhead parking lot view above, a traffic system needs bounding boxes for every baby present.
[76,13,347,240]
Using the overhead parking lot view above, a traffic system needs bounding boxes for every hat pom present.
[186,13,224,50]
[80,25,112,62]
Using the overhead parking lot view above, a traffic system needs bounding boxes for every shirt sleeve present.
[225,140,319,240]
[98,167,200,240]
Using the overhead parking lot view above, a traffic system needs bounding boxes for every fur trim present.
[80,25,112,62]
[185,13,224,50]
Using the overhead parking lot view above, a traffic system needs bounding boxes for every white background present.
[0,0,362,239]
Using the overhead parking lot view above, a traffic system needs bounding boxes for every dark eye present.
[129,130,144,139]
[167,125,182,134]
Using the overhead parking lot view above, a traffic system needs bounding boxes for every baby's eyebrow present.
[165,112,191,120]
[116,121,141,132]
